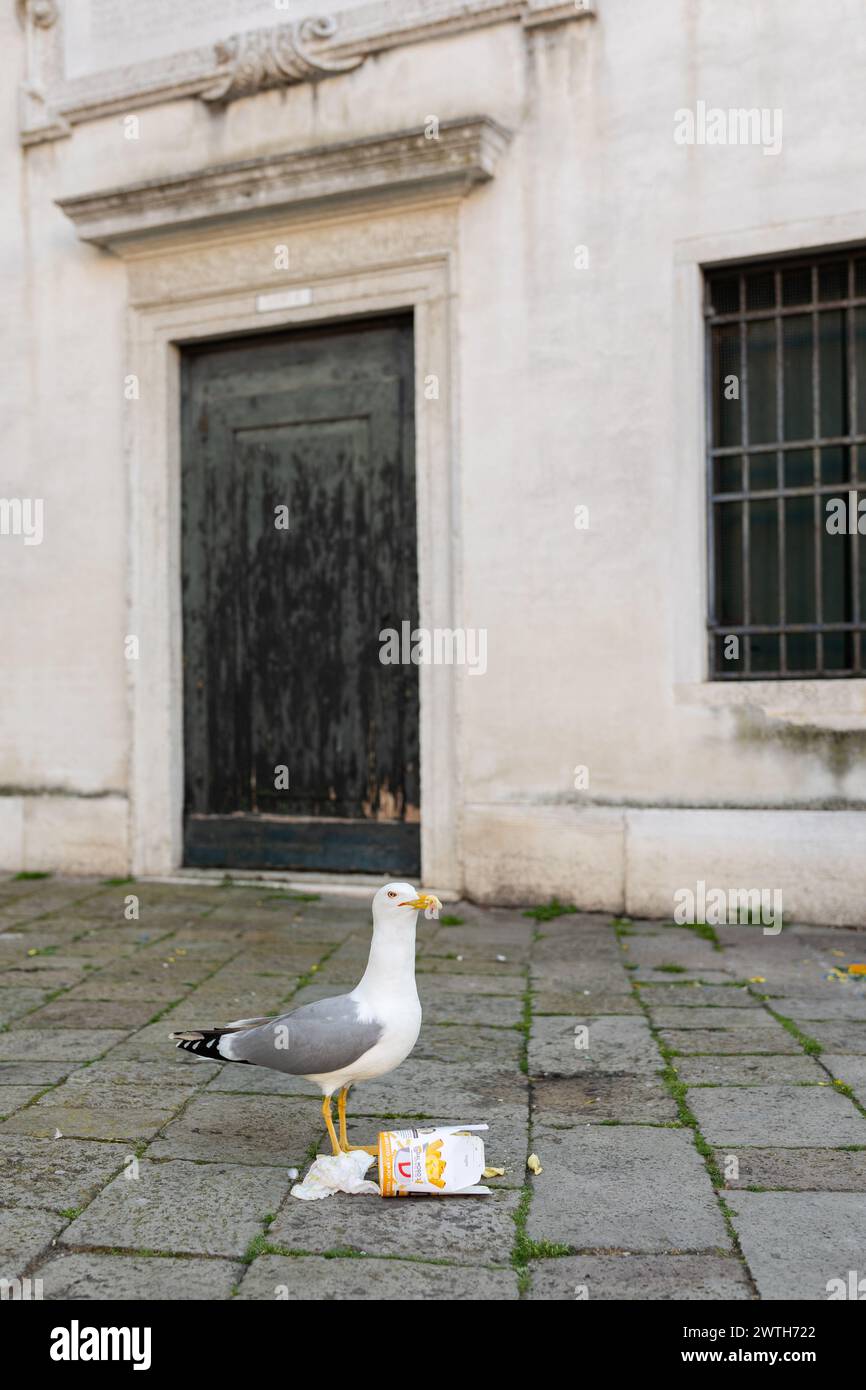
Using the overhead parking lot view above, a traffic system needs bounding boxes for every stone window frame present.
[673,212,866,730]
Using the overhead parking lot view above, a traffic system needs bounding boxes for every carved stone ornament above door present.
[199,17,365,103]
[17,0,594,145]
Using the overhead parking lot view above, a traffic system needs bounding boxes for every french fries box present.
[378,1124,491,1197]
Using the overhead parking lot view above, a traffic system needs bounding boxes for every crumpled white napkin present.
[290,1149,379,1200]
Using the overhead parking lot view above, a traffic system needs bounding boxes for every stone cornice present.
[20,1,594,144]
[55,117,511,250]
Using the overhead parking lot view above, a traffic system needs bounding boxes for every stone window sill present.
[674,680,866,732]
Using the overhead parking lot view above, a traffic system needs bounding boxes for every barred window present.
[706,250,866,678]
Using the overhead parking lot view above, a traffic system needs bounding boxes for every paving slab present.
[422,937,531,966]
[528,1125,728,1251]
[714,1148,866,1192]
[534,991,640,1016]
[635,984,759,1008]
[0,987,50,1025]
[0,1135,129,1212]
[418,971,527,997]
[414,992,523,1026]
[674,1055,826,1086]
[169,994,292,1025]
[533,911,619,936]
[432,907,534,941]
[0,1101,177,1143]
[268,1186,518,1264]
[659,1027,800,1055]
[183,941,317,968]
[20,999,164,1031]
[726,1191,866,1299]
[34,1251,243,1300]
[0,967,88,991]
[0,1206,65,1277]
[776,995,866,1022]
[529,1015,660,1076]
[631,970,735,985]
[412,1024,522,1065]
[58,1059,203,1094]
[532,1074,678,1126]
[0,1030,130,1061]
[624,936,725,972]
[688,1085,866,1147]
[63,976,191,1005]
[531,963,633,993]
[715,925,815,949]
[238,1253,519,1300]
[74,958,219,990]
[0,954,92,979]
[528,1253,754,1301]
[148,1092,322,1166]
[0,882,107,920]
[0,1062,80,1088]
[204,1064,314,1098]
[646,1007,781,1030]
[280,966,360,992]
[19,939,137,962]
[821,1055,866,1105]
[67,970,220,999]
[192,971,311,1003]
[416,956,526,978]
[0,1086,48,1116]
[71,1055,213,1092]
[719,953,837,993]
[798,1021,866,1054]
[763,979,866,999]
[534,938,622,967]
[60,1159,289,1258]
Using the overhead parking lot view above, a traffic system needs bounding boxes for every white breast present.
[306,995,421,1093]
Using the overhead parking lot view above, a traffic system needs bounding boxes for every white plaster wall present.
[2,1,866,916]
[0,7,129,872]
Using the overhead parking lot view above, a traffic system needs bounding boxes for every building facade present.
[2,0,866,922]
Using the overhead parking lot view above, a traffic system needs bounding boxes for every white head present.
[371,882,442,931]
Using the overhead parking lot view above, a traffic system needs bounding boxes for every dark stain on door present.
[180,315,420,873]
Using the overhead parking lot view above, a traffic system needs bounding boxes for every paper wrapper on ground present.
[378,1124,491,1196]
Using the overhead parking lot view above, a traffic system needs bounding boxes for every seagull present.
[171,883,441,1155]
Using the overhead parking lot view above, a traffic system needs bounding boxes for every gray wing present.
[224,993,383,1076]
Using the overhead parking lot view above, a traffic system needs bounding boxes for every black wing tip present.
[171,1029,251,1064]
[172,1029,223,1058]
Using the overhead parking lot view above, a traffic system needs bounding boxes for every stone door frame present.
[122,201,463,892]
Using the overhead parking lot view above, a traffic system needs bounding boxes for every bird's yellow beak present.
[399,892,442,911]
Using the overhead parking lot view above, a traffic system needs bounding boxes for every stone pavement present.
[1,875,865,1301]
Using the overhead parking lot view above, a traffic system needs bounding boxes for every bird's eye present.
[387,891,397,898]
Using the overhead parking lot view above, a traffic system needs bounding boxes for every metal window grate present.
[706,249,866,678]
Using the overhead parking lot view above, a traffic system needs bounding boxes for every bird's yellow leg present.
[337,1085,350,1149]
[337,1085,378,1156]
[321,1094,341,1156]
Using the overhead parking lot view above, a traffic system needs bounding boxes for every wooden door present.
[180,316,420,873]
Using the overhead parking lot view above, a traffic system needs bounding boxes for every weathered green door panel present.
[180,316,419,873]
